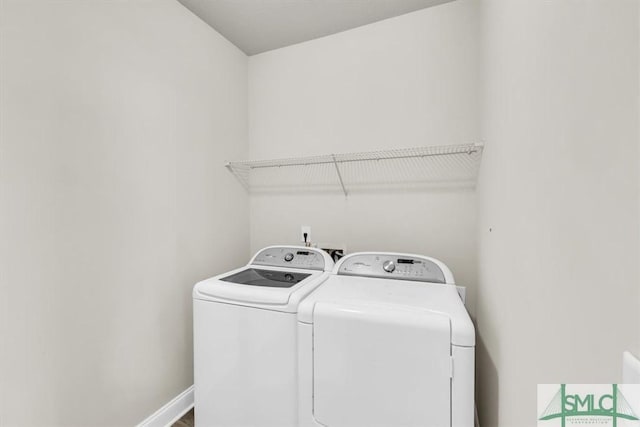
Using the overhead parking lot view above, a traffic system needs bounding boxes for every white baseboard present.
[623,351,640,383]
[136,385,194,427]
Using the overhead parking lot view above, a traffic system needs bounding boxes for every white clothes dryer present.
[193,246,335,427]
[297,252,475,427]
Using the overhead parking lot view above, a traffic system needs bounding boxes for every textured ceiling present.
[177,0,456,55]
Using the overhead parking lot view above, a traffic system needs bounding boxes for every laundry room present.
[1,0,639,426]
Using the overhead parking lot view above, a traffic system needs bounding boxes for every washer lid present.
[193,246,335,312]
[220,268,311,288]
[194,265,328,310]
[297,274,475,346]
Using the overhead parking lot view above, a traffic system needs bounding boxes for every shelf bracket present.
[331,154,348,197]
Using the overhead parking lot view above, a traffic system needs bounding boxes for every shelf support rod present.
[331,154,348,197]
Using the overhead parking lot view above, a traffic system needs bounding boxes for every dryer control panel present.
[251,246,327,271]
[337,253,448,284]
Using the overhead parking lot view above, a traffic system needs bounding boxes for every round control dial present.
[284,253,294,262]
[382,260,395,273]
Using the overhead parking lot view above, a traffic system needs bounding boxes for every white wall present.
[477,0,639,425]
[248,0,480,312]
[4,1,637,426]
[0,1,248,425]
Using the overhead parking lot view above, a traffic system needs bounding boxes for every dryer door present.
[313,302,452,427]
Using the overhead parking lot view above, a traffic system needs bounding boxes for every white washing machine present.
[297,252,475,427]
[193,246,335,427]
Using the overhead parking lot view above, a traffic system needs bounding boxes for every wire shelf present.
[225,143,484,196]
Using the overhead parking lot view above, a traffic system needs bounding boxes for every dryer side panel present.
[313,302,452,427]
[452,345,475,427]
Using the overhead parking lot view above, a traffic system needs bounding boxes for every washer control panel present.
[252,246,326,271]
[338,253,447,283]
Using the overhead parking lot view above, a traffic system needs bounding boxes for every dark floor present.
[172,408,194,427]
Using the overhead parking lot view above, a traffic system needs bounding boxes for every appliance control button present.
[383,260,395,273]
[284,253,294,262]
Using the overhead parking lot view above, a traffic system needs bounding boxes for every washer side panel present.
[193,300,297,427]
